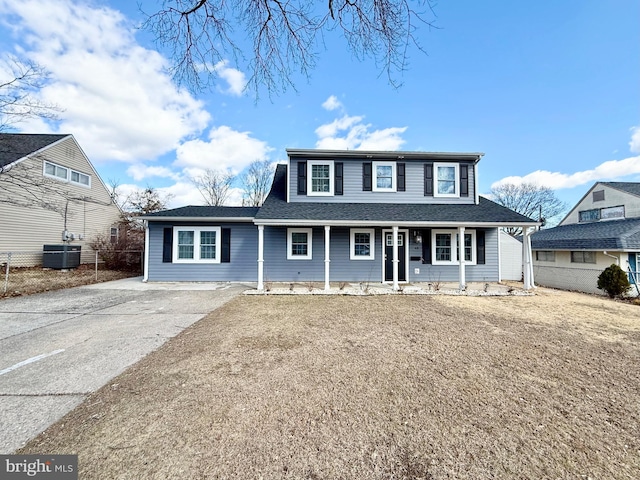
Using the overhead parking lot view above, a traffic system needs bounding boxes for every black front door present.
[384,231,406,282]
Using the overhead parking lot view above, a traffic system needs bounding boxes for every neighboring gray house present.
[143,149,539,290]
[532,182,640,295]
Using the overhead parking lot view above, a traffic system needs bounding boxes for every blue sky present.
[1,0,638,209]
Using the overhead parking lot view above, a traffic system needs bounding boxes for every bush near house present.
[597,263,631,298]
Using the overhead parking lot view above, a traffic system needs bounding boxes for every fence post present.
[3,252,11,294]
[95,250,99,281]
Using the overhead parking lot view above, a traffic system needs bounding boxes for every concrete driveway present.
[0,277,246,453]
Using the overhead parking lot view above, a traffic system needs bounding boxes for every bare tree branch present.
[190,168,235,206]
[490,182,568,236]
[241,159,274,206]
[0,56,61,131]
[141,1,437,96]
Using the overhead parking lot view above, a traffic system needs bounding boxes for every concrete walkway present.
[0,278,245,453]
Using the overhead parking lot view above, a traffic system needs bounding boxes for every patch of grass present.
[19,292,640,479]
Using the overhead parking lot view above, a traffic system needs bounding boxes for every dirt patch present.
[19,289,640,479]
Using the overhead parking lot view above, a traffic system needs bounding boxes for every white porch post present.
[458,226,466,290]
[523,227,535,290]
[324,225,331,291]
[257,225,264,291]
[392,225,399,291]
[142,220,149,282]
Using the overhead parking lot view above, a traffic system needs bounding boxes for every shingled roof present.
[255,164,538,225]
[143,206,260,220]
[532,217,640,251]
[0,133,69,169]
[600,182,640,197]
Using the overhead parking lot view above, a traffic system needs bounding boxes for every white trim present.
[255,219,541,228]
[145,217,256,222]
[307,160,334,196]
[287,228,313,260]
[349,228,375,260]
[432,229,476,265]
[172,226,221,263]
[372,161,396,192]
[324,226,331,290]
[434,163,459,198]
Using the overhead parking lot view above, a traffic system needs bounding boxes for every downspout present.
[602,251,619,265]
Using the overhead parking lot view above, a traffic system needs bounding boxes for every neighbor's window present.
[432,229,476,265]
[110,227,119,244]
[350,229,375,260]
[571,251,596,264]
[43,160,91,187]
[601,205,624,220]
[287,228,313,260]
[372,162,396,192]
[578,209,600,223]
[173,227,221,263]
[536,251,555,262]
[307,160,334,196]
[434,163,459,197]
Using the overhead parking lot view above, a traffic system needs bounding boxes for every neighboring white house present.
[0,133,121,266]
[531,182,640,295]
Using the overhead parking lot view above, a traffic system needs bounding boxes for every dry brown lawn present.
[20,288,640,479]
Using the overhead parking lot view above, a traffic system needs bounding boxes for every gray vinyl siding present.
[409,228,500,283]
[146,222,258,282]
[263,227,383,282]
[289,159,475,204]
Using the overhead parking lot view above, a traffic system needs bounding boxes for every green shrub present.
[597,263,631,298]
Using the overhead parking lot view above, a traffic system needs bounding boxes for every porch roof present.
[531,217,640,251]
[255,164,538,227]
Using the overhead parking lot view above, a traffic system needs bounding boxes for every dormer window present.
[307,160,334,196]
[372,162,396,192]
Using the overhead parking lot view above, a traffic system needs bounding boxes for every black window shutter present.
[477,230,485,265]
[297,161,307,195]
[363,162,372,191]
[221,228,231,263]
[424,163,433,196]
[162,227,173,263]
[397,163,406,192]
[335,162,343,195]
[460,164,469,197]
[421,229,431,264]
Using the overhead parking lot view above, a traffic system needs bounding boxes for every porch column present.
[458,226,466,290]
[523,227,535,290]
[142,221,149,282]
[392,225,399,291]
[324,225,331,291]
[257,225,264,291]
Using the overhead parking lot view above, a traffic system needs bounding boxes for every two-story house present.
[142,149,539,289]
[531,182,640,295]
[0,133,122,266]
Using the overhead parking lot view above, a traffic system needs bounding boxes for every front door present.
[384,231,407,282]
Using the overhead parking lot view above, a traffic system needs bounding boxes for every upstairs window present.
[434,163,459,197]
[372,162,396,192]
[307,160,334,196]
[43,160,91,187]
[592,190,605,202]
[579,209,600,222]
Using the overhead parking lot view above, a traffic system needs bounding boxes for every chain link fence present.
[534,264,639,296]
[1,250,143,298]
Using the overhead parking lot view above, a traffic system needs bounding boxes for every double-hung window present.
[434,163,459,197]
[287,228,313,260]
[173,227,221,263]
[307,160,334,196]
[432,229,476,265]
[350,229,375,260]
[372,162,396,192]
[571,251,596,264]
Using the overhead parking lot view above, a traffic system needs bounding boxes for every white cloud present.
[126,164,180,182]
[214,60,247,96]
[322,95,343,111]
[630,126,640,154]
[0,0,210,162]
[174,125,272,173]
[315,114,407,151]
